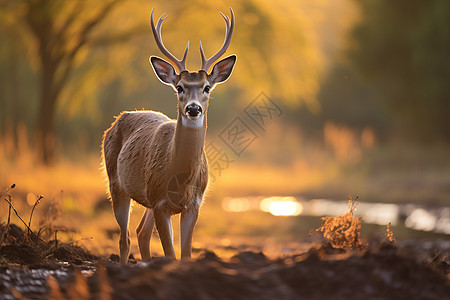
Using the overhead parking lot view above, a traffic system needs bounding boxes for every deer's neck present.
[169,111,207,174]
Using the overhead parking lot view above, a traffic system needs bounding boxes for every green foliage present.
[349,0,450,141]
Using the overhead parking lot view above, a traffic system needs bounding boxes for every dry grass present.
[316,195,368,251]
[0,125,448,260]
[385,222,396,243]
[0,128,105,212]
[0,186,98,265]
[315,195,399,251]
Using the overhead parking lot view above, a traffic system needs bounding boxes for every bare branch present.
[0,184,15,199]
[55,1,86,41]
[53,0,121,102]
[3,195,45,243]
[28,195,43,229]
[90,24,149,47]
[67,0,120,60]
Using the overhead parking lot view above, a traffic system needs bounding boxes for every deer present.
[101,8,236,264]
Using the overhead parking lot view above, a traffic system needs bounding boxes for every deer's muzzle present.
[185,104,202,118]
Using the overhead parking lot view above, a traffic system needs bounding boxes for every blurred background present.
[0,0,449,258]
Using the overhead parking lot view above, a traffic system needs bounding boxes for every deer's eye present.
[204,86,211,93]
[176,86,183,94]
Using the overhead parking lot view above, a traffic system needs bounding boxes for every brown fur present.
[101,110,208,214]
[101,41,235,263]
[103,8,235,263]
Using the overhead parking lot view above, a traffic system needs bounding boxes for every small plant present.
[316,195,367,251]
[0,185,97,265]
[39,191,63,240]
[0,184,44,246]
[385,222,396,243]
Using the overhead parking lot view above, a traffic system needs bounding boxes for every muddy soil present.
[1,240,449,300]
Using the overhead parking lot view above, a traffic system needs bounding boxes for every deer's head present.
[149,8,236,123]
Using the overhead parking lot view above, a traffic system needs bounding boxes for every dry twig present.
[28,195,44,229]
[3,196,45,243]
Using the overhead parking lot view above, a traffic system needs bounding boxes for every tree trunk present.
[10,41,21,151]
[23,1,122,164]
[36,66,58,165]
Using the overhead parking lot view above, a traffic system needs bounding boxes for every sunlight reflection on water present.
[221,196,450,234]
[260,196,303,216]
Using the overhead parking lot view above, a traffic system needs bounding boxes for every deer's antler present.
[150,8,189,73]
[199,7,235,72]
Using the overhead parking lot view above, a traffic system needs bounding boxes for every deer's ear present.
[150,56,177,86]
[208,55,236,86]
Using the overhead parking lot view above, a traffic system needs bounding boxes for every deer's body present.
[102,8,236,263]
[103,110,207,212]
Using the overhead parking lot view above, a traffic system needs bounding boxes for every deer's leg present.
[180,201,200,259]
[153,206,176,259]
[111,187,131,264]
[136,208,155,261]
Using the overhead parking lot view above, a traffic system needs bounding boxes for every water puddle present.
[222,196,450,235]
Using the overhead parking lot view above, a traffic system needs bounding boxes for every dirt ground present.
[0,234,449,300]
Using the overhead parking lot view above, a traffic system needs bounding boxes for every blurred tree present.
[0,8,37,150]
[349,0,450,141]
[315,65,390,139]
[21,0,121,164]
[1,0,328,159]
[58,0,325,152]
[144,0,323,108]
[0,0,151,163]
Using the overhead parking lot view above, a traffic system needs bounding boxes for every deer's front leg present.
[154,206,176,259]
[180,201,200,259]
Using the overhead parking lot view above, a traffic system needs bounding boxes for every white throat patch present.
[182,114,204,128]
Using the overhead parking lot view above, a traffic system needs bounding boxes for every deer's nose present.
[186,104,202,117]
